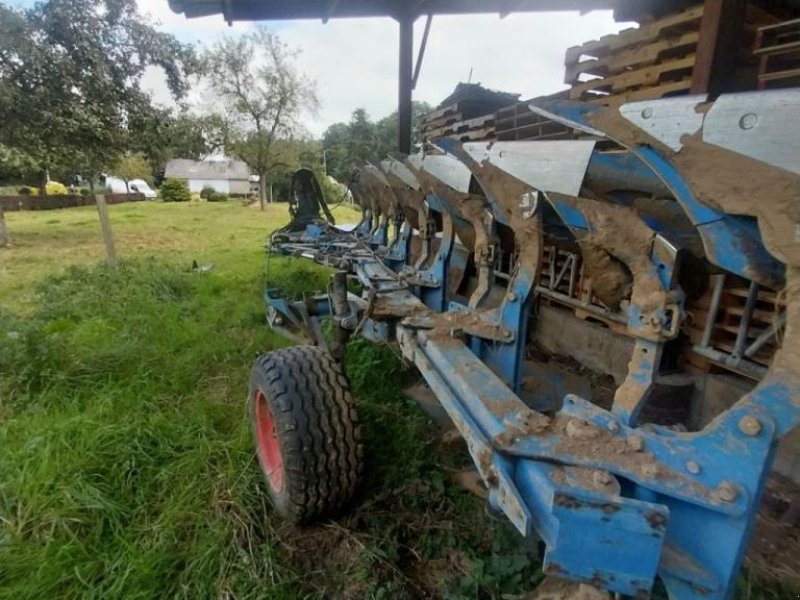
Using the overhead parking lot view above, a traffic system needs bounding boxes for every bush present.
[45,181,69,195]
[159,178,191,203]
[200,185,228,202]
[17,182,69,196]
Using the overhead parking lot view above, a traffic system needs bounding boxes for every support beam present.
[690,0,745,95]
[398,14,414,154]
[412,14,433,89]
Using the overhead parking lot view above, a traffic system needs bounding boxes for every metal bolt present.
[738,415,762,437]
[504,330,513,339]
[686,460,701,475]
[627,435,644,452]
[739,113,758,130]
[593,470,613,487]
[606,421,620,433]
[506,292,517,302]
[717,482,739,503]
[641,107,653,119]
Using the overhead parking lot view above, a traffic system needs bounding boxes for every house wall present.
[229,180,251,196]
[187,179,229,194]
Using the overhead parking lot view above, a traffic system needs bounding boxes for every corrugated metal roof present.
[169,0,621,22]
[164,159,251,181]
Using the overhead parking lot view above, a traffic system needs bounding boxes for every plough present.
[248,89,800,600]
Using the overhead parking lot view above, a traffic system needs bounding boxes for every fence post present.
[0,206,8,247]
[95,193,117,265]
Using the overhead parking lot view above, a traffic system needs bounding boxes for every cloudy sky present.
[14,0,633,137]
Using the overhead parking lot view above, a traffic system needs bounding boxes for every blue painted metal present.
[260,92,800,600]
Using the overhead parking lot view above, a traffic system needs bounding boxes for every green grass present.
[0,201,543,599]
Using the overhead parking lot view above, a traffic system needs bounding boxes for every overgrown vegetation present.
[160,177,192,203]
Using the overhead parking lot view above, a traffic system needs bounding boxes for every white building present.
[164,158,252,196]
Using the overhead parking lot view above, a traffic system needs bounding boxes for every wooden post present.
[690,0,745,95]
[95,193,117,265]
[0,206,8,247]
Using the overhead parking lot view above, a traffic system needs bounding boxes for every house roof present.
[165,159,251,181]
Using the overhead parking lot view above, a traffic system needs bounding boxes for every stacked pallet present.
[565,5,704,105]
[686,276,785,376]
[422,111,497,142]
[421,82,519,143]
[495,91,575,142]
[755,17,800,89]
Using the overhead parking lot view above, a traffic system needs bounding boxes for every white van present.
[105,176,157,199]
[128,179,157,199]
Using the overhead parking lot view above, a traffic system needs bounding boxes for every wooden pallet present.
[755,17,800,89]
[566,5,703,64]
[494,100,573,141]
[565,5,703,104]
[688,279,784,368]
[569,54,696,101]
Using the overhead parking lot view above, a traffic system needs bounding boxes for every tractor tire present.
[248,345,363,522]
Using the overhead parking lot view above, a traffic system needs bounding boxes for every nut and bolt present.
[627,435,644,452]
[717,482,739,503]
[606,421,620,433]
[738,415,762,437]
[686,460,701,475]
[739,113,758,130]
[506,292,517,302]
[641,107,654,119]
[593,470,613,487]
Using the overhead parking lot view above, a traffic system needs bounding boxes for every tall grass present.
[0,256,543,599]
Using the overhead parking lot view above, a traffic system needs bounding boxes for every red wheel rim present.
[253,389,285,492]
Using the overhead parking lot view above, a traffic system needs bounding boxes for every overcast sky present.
[13,0,633,137]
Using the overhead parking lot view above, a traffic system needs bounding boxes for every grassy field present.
[0,201,546,599]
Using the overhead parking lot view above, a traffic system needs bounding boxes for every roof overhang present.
[169,0,618,22]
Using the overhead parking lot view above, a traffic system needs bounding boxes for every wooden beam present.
[690,0,745,95]
[95,193,117,265]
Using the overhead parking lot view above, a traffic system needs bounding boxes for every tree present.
[127,109,227,182]
[203,28,319,209]
[160,178,191,203]
[111,153,153,196]
[0,0,195,264]
[0,0,197,194]
[321,101,432,182]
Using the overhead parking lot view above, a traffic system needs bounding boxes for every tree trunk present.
[0,206,8,247]
[269,183,274,204]
[259,172,267,211]
[39,170,48,198]
[90,179,117,265]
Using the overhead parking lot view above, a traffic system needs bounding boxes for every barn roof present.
[165,159,251,181]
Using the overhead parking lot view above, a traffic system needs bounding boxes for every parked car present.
[128,179,157,199]
[104,176,157,199]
